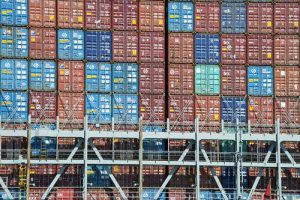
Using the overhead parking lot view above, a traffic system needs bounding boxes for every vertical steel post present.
[236,119,241,199]
[83,116,88,200]
[139,117,143,199]
[26,115,31,200]
[195,118,200,200]
[276,118,282,200]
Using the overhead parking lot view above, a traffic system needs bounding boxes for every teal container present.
[195,65,220,95]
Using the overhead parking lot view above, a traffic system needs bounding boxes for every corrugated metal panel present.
[58,29,84,60]
[195,34,220,64]
[274,67,300,97]
[30,60,56,91]
[275,97,300,127]
[168,64,194,95]
[247,3,273,34]
[195,2,220,33]
[274,35,300,65]
[113,94,138,124]
[222,97,247,124]
[86,93,111,124]
[247,34,273,65]
[248,97,274,127]
[139,32,165,63]
[0,0,28,25]
[112,63,138,94]
[168,33,194,64]
[139,63,165,94]
[248,66,273,96]
[29,0,56,27]
[85,62,111,93]
[113,31,138,62]
[169,95,195,126]
[85,0,111,30]
[221,34,246,64]
[221,65,247,96]
[221,3,246,33]
[168,2,194,32]
[139,1,165,32]
[195,65,220,95]
[58,61,84,92]
[86,31,111,62]
[274,3,300,34]
[139,94,165,125]
[112,0,138,31]
[57,0,84,28]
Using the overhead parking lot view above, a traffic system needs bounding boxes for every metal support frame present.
[236,119,241,199]
[0,177,13,199]
[83,117,88,200]
[276,119,282,200]
[138,118,143,200]
[195,118,200,200]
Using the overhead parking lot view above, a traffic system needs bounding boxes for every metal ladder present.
[18,164,27,199]
[40,140,47,160]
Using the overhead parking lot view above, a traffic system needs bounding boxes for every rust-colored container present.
[195,2,220,33]
[168,33,194,64]
[85,0,112,30]
[247,3,273,34]
[57,0,84,28]
[274,35,300,66]
[139,63,165,94]
[248,34,273,65]
[139,94,165,125]
[139,32,165,63]
[169,95,195,126]
[29,0,56,27]
[112,0,138,31]
[169,166,195,187]
[274,3,300,34]
[58,61,84,92]
[221,34,246,65]
[30,92,57,124]
[143,166,166,187]
[168,64,194,95]
[221,65,247,96]
[113,31,138,62]
[274,67,300,97]
[29,28,56,59]
[139,1,165,32]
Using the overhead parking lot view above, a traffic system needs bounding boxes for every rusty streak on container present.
[139,1,165,32]
[274,35,300,66]
[139,32,165,63]
[248,97,274,127]
[57,0,84,28]
[113,31,138,62]
[274,3,300,34]
[58,61,84,92]
[221,65,247,96]
[168,33,194,64]
[168,64,194,95]
[194,2,220,33]
[139,63,165,94]
[274,67,300,97]
[221,34,246,65]
[247,3,273,34]
[248,34,273,65]
[112,0,138,31]
[85,0,112,30]
[29,28,56,59]
[29,0,56,27]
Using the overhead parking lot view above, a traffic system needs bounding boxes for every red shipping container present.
[57,0,84,28]
[143,166,166,187]
[168,64,194,95]
[274,67,300,97]
[168,33,194,64]
[29,0,56,27]
[29,28,56,59]
[247,34,273,65]
[139,1,165,32]
[139,32,165,63]
[30,92,57,124]
[85,0,111,30]
[274,3,300,34]
[221,65,247,96]
[194,2,220,33]
[248,97,274,126]
[112,0,138,31]
[221,35,246,65]
[58,61,84,92]
[113,31,138,62]
[56,188,80,200]
[274,35,300,66]
[169,95,195,126]
[247,3,273,34]
[30,188,56,200]
[139,94,165,125]
[139,63,165,94]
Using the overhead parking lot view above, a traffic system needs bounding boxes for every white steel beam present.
[281,144,297,165]
[276,119,282,200]
[0,177,13,199]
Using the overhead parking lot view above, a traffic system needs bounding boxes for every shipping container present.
[248,97,274,127]
[86,93,111,124]
[29,28,56,59]
[168,2,194,32]
[112,63,138,94]
[169,95,195,126]
[221,65,247,96]
[113,31,138,62]
[29,0,56,27]
[221,3,246,33]
[168,33,194,64]
[169,166,195,187]
[139,63,165,94]
[169,189,196,199]
[195,34,220,64]
[86,31,111,62]
[221,167,248,189]
[274,67,300,97]
[58,61,84,92]
[168,64,194,95]
[274,3,300,34]
[139,32,165,63]
[139,1,165,32]
[275,97,300,130]
[142,189,166,200]
[0,0,28,25]
[31,137,57,157]
[274,35,300,66]
[194,2,220,33]
[87,166,112,187]
[222,97,247,124]
[57,0,84,28]
[0,27,28,58]
[85,0,111,30]
[112,0,138,31]
[247,3,273,34]
[139,94,165,125]
[248,66,273,96]
[30,60,56,91]
[85,62,111,93]
[195,65,220,95]
[221,34,246,65]
[0,59,28,90]
[113,94,138,124]
[143,165,166,186]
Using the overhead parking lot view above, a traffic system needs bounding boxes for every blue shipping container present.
[142,189,166,200]
[0,91,28,122]
[199,191,214,200]
[221,3,246,33]
[113,63,138,93]
[1,59,28,90]
[85,62,111,93]
[248,66,273,96]
[195,34,220,64]
[58,29,84,60]
[0,0,28,25]
[222,97,247,124]
[168,2,194,32]
[113,94,138,124]
[86,31,111,62]
[87,166,112,187]
[0,27,28,57]
[86,93,111,124]
[221,167,248,189]
[31,137,57,157]
[30,60,56,91]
